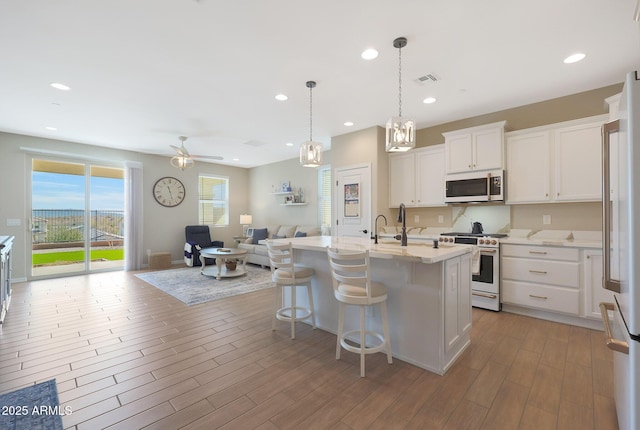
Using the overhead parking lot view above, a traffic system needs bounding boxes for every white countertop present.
[501,229,602,249]
[271,235,471,264]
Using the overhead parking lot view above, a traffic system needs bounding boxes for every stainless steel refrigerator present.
[602,70,640,430]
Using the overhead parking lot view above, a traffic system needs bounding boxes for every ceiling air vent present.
[416,74,439,83]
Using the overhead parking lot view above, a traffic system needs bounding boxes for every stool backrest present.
[326,247,372,299]
[266,240,295,276]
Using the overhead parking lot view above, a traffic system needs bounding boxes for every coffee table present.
[199,247,248,280]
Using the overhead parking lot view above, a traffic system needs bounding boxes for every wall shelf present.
[272,191,293,195]
[280,203,308,206]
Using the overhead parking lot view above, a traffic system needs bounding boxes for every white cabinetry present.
[584,249,614,320]
[388,145,445,208]
[505,115,606,204]
[444,254,472,355]
[443,121,507,174]
[501,244,581,316]
[554,121,603,201]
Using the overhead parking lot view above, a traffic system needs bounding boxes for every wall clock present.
[153,176,185,207]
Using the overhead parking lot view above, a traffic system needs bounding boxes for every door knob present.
[360,229,368,234]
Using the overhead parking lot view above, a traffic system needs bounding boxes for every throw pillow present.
[252,228,268,244]
[294,231,307,238]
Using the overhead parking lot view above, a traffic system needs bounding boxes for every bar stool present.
[266,240,316,339]
[326,247,392,377]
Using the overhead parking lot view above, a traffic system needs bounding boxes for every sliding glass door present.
[31,159,124,278]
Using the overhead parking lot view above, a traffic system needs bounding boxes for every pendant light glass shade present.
[386,37,415,153]
[300,141,323,167]
[300,80,323,167]
[386,116,415,152]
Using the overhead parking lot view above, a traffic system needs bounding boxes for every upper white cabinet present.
[443,121,507,174]
[388,145,445,208]
[505,115,606,204]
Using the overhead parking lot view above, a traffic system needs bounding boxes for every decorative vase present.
[225,260,237,271]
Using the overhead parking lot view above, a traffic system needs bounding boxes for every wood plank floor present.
[0,267,619,429]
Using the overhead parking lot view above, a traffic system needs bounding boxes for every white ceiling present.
[1,0,639,168]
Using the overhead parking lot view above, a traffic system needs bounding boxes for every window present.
[318,165,332,228]
[198,174,229,226]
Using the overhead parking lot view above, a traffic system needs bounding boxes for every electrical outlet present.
[543,215,551,225]
[414,215,420,223]
[438,215,444,224]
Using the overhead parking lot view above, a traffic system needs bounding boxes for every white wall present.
[0,132,249,280]
[247,152,332,228]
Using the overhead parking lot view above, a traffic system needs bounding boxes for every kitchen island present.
[270,235,472,375]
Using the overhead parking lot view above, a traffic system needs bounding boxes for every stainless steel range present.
[439,232,506,311]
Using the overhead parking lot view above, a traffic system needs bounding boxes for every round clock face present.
[153,177,185,207]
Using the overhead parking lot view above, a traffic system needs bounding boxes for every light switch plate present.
[414,215,420,223]
[438,215,444,224]
[543,215,551,225]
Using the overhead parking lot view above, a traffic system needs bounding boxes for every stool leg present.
[272,284,280,332]
[360,305,366,377]
[306,281,316,330]
[336,302,345,360]
[381,301,393,364]
[290,285,296,339]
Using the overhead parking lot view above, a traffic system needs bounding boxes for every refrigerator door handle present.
[602,120,622,293]
[599,302,629,354]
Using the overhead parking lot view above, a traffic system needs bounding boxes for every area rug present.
[135,265,274,305]
[0,379,64,430]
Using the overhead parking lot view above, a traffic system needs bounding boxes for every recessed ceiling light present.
[50,82,70,91]
[344,121,354,127]
[423,97,437,104]
[285,142,294,147]
[275,94,288,101]
[45,126,57,131]
[232,158,240,161]
[361,48,379,60]
[563,53,586,64]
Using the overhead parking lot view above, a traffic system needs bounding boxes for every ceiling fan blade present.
[192,155,223,160]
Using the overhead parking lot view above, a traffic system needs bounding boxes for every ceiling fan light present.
[170,155,194,170]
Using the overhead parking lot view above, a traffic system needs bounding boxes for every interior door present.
[335,165,371,238]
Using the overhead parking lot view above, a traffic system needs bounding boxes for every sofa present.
[238,224,322,267]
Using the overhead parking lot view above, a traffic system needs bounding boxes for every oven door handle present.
[472,292,497,299]
[479,249,497,254]
[599,302,629,354]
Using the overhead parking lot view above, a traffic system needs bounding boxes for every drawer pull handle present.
[472,292,497,299]
[529,270,548,274]
[529,251,548,255]
[529,294,548,300]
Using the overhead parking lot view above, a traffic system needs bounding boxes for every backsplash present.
[452,205,510,234]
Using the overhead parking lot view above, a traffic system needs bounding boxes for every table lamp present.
[240,214,252,236]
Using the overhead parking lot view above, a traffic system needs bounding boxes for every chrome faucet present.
[374,214,388,244]
[397,203,408,246]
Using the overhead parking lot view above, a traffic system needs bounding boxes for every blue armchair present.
[184,225,224,267]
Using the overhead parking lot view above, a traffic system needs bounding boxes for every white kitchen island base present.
[273,236,472,375]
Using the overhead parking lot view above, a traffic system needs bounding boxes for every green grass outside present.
[33,249,124,265]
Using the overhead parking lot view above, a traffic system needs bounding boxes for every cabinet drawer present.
[502,280,580,315]
[502,257,580,288]
[501,244,579,261]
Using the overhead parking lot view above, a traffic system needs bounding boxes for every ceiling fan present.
[169,135,223,170]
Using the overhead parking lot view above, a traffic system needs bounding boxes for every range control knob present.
[439,237,444,242]
[478,239,485,245]
[491,240,497,245]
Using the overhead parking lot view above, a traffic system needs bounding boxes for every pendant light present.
[386,37,415,152]
[300,80,323,167]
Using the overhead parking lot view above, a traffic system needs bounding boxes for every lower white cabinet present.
[584,249,614,320]
[501,244,581,316]
[444,255,472,354]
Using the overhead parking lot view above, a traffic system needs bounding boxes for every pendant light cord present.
[309,84,313,141]
[398,44,402,118]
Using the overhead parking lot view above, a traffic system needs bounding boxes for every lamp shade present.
[170,155,194,170]
[240,214,252,225]
[385,116,415,152]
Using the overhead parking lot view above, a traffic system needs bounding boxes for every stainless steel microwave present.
[444,169,504,203]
